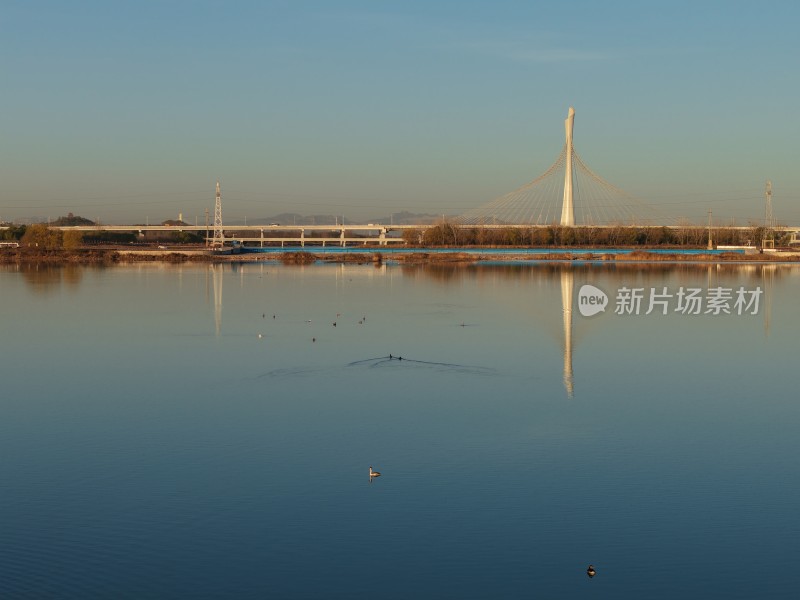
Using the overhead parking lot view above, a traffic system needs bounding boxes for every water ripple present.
[346,355,497,376]
[257,366,328,379]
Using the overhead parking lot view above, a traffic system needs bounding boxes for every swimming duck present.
[587,565,596,578]
[369,466,381,478]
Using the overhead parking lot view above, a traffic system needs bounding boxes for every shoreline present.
[3,247,800,265]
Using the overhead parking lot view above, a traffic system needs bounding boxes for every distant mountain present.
[237,213,341,226]
[52,214,96,226]
[364,211,442,225]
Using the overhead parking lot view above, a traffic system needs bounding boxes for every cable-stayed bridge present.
[10,106,796,243]
[458,107,665,227]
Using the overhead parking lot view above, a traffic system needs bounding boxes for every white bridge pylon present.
[458,107,664,227]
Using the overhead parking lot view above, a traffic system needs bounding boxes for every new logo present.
[578,284,608,317]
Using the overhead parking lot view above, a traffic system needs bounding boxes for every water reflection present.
[212,264,223,336]
[14,264,84,293]
[762,264,775,338]
[561,270,574,398]
[402,261,793,285]
[391,262,793,399]
[14,260,781,398]
[3,260,798,598]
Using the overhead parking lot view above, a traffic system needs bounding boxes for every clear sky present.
[2,0,799,225]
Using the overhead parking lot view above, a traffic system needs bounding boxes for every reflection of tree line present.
[12,261,786,293]
[8,264,89,292]
[400,262,790,286]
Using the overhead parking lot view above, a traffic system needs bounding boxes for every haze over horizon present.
[3,1,799,226]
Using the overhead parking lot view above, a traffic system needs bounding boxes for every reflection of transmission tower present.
[212,180,225,248]
[763,180,775,249]
[762,264,774,338]
[212,264,223,336]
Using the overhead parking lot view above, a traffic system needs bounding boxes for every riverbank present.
[3,246,800,265]
[304,249,800,263]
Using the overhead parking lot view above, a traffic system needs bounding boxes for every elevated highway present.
[3,223,799,247]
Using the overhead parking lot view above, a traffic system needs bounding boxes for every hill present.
[52,213,95,226]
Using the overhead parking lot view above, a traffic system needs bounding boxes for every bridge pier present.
[301,228,305,247]
[340,227,346,247]
[379,228,387,246]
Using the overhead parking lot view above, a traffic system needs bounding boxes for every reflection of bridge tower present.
[561,269,574,398]
[560,107,575,227]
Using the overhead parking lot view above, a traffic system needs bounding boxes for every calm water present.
[1,261,798,599]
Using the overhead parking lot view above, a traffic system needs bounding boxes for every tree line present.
[2,220,785,250]
[402,222,779,248]
[0,224,85,250]
[1,223,201,250]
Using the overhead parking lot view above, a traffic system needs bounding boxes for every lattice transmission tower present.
[212,180,225,248]
[762,180,774,249]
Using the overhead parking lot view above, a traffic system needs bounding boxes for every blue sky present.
[2,0,798,224]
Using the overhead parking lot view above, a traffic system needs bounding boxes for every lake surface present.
[1,261,798,598]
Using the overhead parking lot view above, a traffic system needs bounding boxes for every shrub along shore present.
[2,247,800,265]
